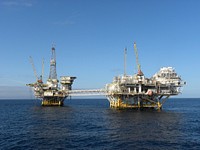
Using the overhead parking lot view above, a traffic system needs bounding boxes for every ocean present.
[0,98,200,149]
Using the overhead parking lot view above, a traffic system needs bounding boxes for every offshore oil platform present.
[27,42,185,109]
[105,43,185,109]
[27,46,76,106]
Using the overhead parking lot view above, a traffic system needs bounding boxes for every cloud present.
[53,11,80,26]
[1,0,33,7]
[53,20,75,26]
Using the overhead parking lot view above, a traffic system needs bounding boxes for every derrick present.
[27,46,76,106]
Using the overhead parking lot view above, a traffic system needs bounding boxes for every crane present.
[29,56,43,83]
[29,56,39,81]
[134,42,143,76]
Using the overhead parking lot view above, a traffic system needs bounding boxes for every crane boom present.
[134,42,143,75]
[29,56,39,81]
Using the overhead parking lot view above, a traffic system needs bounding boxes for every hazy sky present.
[0,0,199,99]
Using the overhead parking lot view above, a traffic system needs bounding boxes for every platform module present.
[105,43,186,109]
[27,46,76,106]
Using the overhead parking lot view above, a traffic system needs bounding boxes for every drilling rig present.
[27,46,76,106]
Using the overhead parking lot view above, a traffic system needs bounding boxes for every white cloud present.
[1,0,33,7]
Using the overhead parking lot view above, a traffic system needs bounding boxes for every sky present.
[0,0,200,99]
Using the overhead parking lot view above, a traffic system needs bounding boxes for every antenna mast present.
[124,47,127,76]
[42,58,44,81]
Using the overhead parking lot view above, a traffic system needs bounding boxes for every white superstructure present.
[105,67,185,109]
[104,42,185,109]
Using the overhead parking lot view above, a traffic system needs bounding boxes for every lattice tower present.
[49,47,57,79]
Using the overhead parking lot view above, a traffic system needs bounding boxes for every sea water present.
[0,98,200,149]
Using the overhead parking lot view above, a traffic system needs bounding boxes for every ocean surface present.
[0,98,200,150]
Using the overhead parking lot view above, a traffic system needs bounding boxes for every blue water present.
[0,98,200,149]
